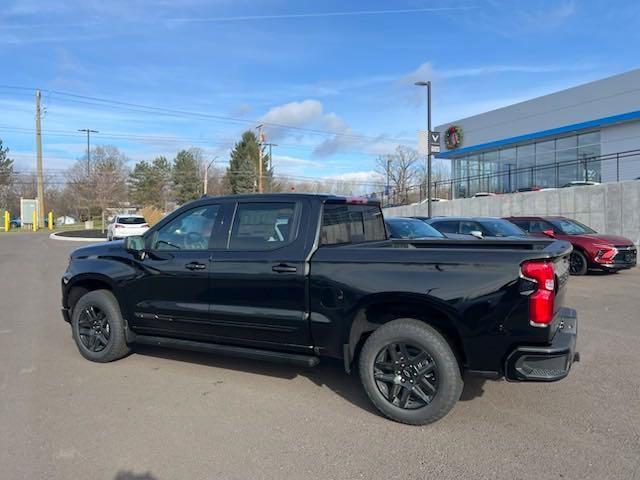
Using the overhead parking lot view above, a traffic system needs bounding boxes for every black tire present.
[569,250,588,276]
[71,289,130,363]
[359,318,463,425]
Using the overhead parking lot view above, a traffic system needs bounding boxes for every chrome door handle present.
[185,262,206,270]
[272,264,297,273]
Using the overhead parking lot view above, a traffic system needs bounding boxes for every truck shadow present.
[132,345,487,417]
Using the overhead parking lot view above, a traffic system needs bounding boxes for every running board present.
[134,335,320,368]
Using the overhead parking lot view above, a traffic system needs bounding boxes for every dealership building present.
[435,69,640,198]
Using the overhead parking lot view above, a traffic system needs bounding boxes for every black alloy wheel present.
[569,250,588,275]
[373,342,438,409]
[77,305,111,352]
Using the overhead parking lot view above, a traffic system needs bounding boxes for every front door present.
[208,200,313,350]
[125,203,225,338]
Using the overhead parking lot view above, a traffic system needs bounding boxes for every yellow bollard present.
[48,211,53,231]
[3,211,8,232]
[32,210,37,231]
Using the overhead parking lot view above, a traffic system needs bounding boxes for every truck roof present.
[198,193,380,205]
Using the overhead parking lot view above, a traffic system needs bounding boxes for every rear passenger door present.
[208,199,314,350]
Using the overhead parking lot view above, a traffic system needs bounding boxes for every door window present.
[320,204,386,245]
[459,221,483,235]
[152,205,221,250]
[229,203,296,250]
[510,220,531,232]
[529,220,554,233]
[430,220,458,234]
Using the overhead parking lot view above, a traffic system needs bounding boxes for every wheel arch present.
[64,274,120,314]
[343,293,466,373]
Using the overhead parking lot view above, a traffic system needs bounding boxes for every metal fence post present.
[616,153,620,181]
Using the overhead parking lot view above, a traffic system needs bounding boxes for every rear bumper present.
[505,308,578,382]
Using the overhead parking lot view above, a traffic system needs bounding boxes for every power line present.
[0,85,414,144]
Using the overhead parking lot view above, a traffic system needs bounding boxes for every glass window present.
[479,219,528,237]
[468,155,480,196]
[117,216,147,225]
[535,140,556,188]
[153,205,221,250]
[516,144,535,190]
[229,203,296,250]
[549,218,597,235]
[455,158,468,198]
[321,204,386,245]
[482,151,499,193]
[429,220,458,234]
[499,148,517,193]
[510,219,531,232]
[459,220,483,235]
[385,218,444,239]
[556,135,578,187]
[578,131,601,182]
[529,219,555,233]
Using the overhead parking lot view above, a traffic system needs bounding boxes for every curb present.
[49,232,107,242]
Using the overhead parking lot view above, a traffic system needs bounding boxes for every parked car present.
[56,215,77,225]
[471,192,496,198]
[10,217,21,228]
[107,214,149,241]
[385,217,446,239]
[425,216,529,239]
[62,194,578,425]
[506,216,637,275]
[561,181,600,188]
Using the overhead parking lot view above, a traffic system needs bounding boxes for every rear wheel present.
[570,250,588,275]
[71,290,130,362]
[359,318,463,425]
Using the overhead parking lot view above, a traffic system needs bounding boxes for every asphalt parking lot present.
[1,233,639,480]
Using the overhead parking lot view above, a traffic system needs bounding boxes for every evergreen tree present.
[172,150,201,204]
[226,131,272,194]
[128,160,154,207]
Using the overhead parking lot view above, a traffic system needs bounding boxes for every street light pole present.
[415,81,432,217]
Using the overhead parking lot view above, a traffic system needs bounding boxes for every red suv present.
[506,216,637,275]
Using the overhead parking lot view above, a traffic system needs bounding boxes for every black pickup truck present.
[61,194,578,424]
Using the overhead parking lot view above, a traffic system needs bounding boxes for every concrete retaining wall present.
[383,180,640,246]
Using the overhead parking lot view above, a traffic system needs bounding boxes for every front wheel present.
[570,250,588,275]
[359,318,463,425]
[71,290,130,362]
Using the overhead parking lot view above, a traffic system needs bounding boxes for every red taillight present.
[521,260,555,327]
[115,224,124,228]
[141,223,149,228]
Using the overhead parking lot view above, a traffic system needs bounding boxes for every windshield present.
[386,218,445,239]
[479,219,528,237]
[117,216,146,224]
[550,218,597,235]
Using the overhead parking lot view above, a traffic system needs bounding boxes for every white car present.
[107,214,149,241]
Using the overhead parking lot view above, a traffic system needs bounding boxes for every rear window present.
[118,216,146,224]
[320,204,386,245]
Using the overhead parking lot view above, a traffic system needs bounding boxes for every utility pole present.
[263,142,277,192]
[78,128,98,176]
[78,128,98,221]
[386,157,392,207]
[256,124,264,193]
[415,81,433,217]
[35,90,45,228]
[203,156,218,195]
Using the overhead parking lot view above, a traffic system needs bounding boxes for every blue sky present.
[1,0,639,188]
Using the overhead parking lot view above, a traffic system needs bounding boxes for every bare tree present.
[67,145,129,226]
[375,145,421,204]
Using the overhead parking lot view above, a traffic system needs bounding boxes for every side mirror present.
[469,230,484,239]
[124,235,145,252]
[542,229,555,238]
